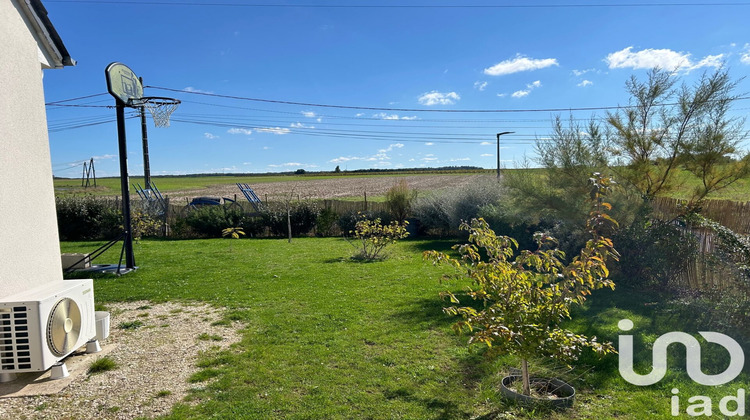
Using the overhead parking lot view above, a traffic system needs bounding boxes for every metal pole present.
[116,103,136,269]
[139,77,152,190]
[496,131,514,179]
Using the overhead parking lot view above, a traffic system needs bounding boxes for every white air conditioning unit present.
[0,279,96,373]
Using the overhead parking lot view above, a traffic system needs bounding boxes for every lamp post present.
[496,131,514,179]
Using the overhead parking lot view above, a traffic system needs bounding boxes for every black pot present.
[500,375,575,409]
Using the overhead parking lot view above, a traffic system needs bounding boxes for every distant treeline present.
[55,166,488,180]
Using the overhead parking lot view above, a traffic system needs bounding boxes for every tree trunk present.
[521,359,531,396]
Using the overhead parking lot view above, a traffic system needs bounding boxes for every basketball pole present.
[139,77,152,191]
[115,103,136,271]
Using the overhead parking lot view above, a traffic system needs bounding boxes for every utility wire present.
[45,92,109,105]
[148,85,750,114]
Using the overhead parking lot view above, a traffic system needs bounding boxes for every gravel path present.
[0,301,242,420]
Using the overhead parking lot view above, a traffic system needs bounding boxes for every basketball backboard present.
[105,62,143,105]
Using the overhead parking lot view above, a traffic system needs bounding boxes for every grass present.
[88,356,119,374]
[118,320,145,330]
[61,237,750,418]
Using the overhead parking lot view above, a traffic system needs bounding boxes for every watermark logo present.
[618,319,746,417]
[617,319,744,386]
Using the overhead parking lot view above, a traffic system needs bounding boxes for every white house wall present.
[0,0,65,298]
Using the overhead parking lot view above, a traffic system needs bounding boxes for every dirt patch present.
[165,174,490,202]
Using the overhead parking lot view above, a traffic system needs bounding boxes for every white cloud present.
[355,113,365,117]
[378,143,405,154]
[511,80,542,98]
[692,54,724,69]
[373,113,418,120]
[496,93,507,98]
[448,158,471,162]
[256,127,291,135]
[291,122,315,129]
[484,54,559,76]
[605,46,724,72]
[301,111,317,118]
[228,128,253,135]
[183,86,213,94]
[474,81,488,91]
[262,146,271,150]
[480,153,493,157]
[578,80,593,87]
[742,44,750,65]
[572,68,596,77]
[204,132,219,139]
[91,154,116,161]
[480,141,493,146]
[425,142,434,146]
[330,143,403,164]
[418,91,461,106]
[268,162,318,168]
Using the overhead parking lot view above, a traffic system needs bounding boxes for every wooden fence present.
[652,196,750,234]
[650,197,750,291]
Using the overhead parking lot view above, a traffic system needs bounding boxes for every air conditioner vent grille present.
[0,306,32,371]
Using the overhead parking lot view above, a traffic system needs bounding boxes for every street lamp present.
[496,131,514,179]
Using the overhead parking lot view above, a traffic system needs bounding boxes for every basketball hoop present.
[129,96,180,127]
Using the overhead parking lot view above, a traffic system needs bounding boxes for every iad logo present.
[618,319,746,417]
[618,319,744,386]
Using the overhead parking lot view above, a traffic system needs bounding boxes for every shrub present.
[337,209,392,237]
[131,210,162,242]
[478,203,554,251]
[56,196,121,240]
[260,202,320,237]
[412,177,504,236]
[185,205,248,238]
[424,174,619,395]
[385,179,417,223]
[614,212,698,288]
[316,207,339,237]
[350,215,409,260]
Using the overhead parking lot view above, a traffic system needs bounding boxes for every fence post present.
[163,197,170,237]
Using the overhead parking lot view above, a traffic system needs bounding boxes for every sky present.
[41,0,750,178]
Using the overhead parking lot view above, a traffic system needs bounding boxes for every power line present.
[148,85,750,114]
[45,92,109,105]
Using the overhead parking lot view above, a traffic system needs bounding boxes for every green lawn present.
[61,237,749,419]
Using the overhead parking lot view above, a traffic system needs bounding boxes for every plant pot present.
[500,375,575,409]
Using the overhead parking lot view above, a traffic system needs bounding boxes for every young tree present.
[607,67,748,206]
[425,175,619,396]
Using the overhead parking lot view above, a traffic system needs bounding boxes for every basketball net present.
[131,97,180,127]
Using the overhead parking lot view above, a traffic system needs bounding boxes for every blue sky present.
[42,1,750,178]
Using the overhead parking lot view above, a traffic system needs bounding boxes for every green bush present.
[316,207,339,237]
[337,209,392,237]
[614,215,698,288]
[350,215,409,260]
[260,202,320,237]
[185,205,249,238]
[478,203,554,251]
[56,196,121,241]
[385,179,417,223]
[412,177,504,236]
